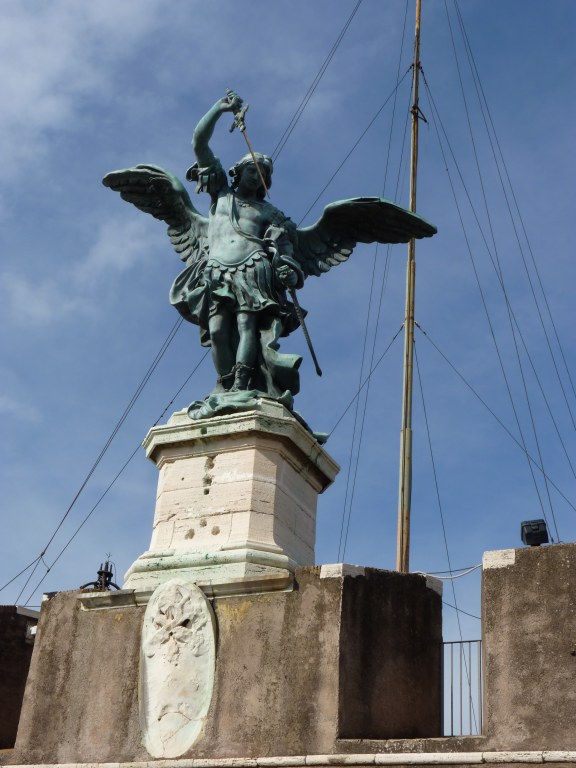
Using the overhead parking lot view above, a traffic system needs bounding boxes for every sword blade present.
[289,288,322,377]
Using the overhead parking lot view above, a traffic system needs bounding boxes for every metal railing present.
[443,640,483,736]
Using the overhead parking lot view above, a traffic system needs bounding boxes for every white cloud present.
[0,394,40,423]
[0,1,166,179]
[76,217,155,285]
[0,272,84,326]
[1,216,155,328]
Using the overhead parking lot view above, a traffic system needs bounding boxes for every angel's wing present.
[294,197,437,277]
[102,164,209,264]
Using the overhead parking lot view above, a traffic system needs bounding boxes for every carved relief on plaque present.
[140,580,216,758]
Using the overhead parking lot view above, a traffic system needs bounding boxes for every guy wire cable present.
[452,0,576,425]
[442,601,480,621]
[329,326,404,436]
[340,85,414,561]
[423,73,561,537]
[0,555,43,594]
[338,0,411,561]
[414,341,478,732]
[297,69,411,226]
[443,0,558,540]
[5,317,185,600]
[417,324,576,517]
[423,62,568,516]
[421,76,557,539]
[415,564,481,580]
[20,351,210,606]
[271,0,364,161]
[431,563,480,574]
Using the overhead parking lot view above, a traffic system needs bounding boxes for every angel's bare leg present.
[230,311,257,390]
[236,312,257,367]
[209,312,235,382]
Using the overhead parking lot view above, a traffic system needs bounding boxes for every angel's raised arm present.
[192,91,243,167]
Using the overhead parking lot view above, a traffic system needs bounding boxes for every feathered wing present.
[293,197,437,277]
[102,164,209,264]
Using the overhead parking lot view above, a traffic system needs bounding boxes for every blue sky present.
[1,0,575,641]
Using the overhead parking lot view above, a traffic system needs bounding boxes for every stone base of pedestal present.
[124,548,295,595]
[123,401,339,594]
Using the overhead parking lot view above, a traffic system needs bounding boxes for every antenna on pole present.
[397,0,423,573]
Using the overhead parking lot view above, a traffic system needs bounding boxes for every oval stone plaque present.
[140,579,216,758]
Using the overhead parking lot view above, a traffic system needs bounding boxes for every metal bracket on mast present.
[411,105,428,123]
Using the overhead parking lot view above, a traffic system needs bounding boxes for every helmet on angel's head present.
[229,153,273,200]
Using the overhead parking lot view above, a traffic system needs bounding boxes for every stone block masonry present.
[481,543,576,751]
[124,403,339,593]
[11,566,442,764]
[0,607,38,749]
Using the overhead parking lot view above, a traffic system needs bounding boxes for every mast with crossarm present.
[397,0,423,573]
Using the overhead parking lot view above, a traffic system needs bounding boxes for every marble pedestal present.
[124,400,339,594]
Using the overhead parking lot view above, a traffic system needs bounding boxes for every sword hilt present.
[226,88,249,133]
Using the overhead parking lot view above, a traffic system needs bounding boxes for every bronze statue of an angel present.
[103,91,436,422]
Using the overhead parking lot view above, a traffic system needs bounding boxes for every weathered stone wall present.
[0,607,37,749]
[11,567,441,764]
[482,543,576,751]
[200,567,343,756]
[7,543,576,767]
[13,590,143,765]
[339,570,442,739]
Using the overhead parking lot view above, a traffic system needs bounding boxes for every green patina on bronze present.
[103,91,437,423]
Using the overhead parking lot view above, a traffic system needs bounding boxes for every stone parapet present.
[481,543,576,751]
[0,607,39,749]
[12,567,442,765]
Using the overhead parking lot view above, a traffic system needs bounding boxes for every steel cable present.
[4,318,185,600]
[443,0,558,541]
[452,0,576,429]
[417,324,576,516]
[338,0,411,561]
[21,351,210,605]
[271,0,364,161]
[422,76,557,540]
[414,341,478,732]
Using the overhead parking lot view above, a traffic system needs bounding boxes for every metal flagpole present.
[396,0,422,573]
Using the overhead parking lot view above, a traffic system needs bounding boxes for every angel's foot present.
[215,368,235,392]
[230,363,253,391]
